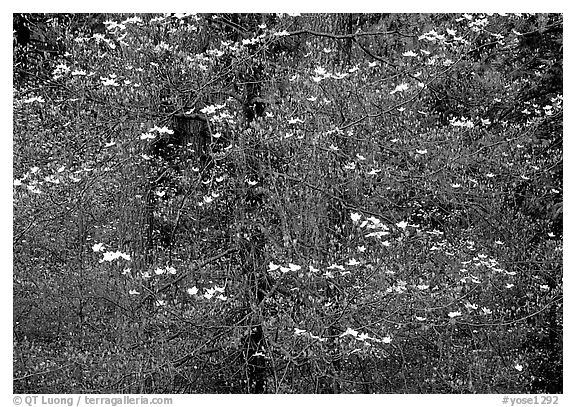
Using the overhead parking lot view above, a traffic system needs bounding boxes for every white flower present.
[309,265,319,273]
[216,294,228,301]
[288,117,304,124]
[481,307,492,315]
[365,231,389,238]
[268,262,280,271]
[452,183,461,188]
[396,221,408,230]
[347,258,360,266]
[350,212,362,223]
[464,302,478,310]
[155,267,165,275]
[514,364,523,372]
[200,105,217,115]
[307,96,317,102]
[92,243,104,252]
[280,266,291,273]
[151,126,174,135]
[448,311,462,318]
[416,149,427,155]
[166,266,176,275]
[314,66,327,76]
[101,251,117,262]
[340,328,358,337]
[294,328,307,336]
[329,144,339,151]
[416,284,429,290]
[390,83,409,94]
[187,287,198,295]
[381,336,392,344]
[119,252,131,261]
[101,78,119,87]
[402,50,418,57]
[332,73,348,80]
[246,179,258,186]
[356,154,366,161]
[288,263,301,272]
[23,96,45,104]
[327,264,345,271]
[415,316,427,321]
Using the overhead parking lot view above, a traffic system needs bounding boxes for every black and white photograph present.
[12,9,564,398]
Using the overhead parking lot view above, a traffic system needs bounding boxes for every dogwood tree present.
[14,13,562,393]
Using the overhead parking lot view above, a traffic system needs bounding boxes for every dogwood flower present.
[92,243,104,252]
[340,328,358,337]
[396,221,408,229]
[268,262,280,271]
[288,263,301,272]
[347,258,360,266]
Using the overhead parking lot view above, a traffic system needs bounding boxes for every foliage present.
[13,13,562,394]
